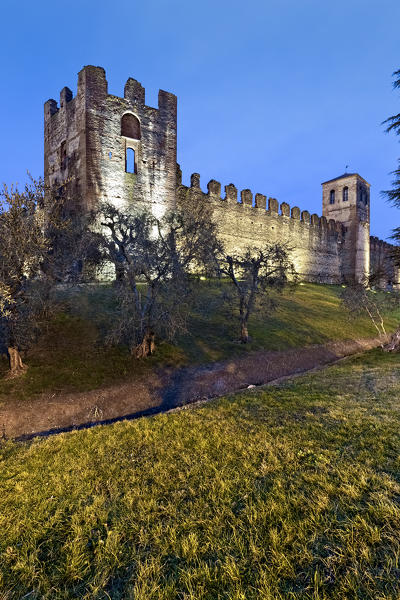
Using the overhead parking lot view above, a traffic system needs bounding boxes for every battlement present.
[44,66,178,214]
[179,171,345,236]
[173,169,347,284]
[370,235,393,249]
[44,66,177,122]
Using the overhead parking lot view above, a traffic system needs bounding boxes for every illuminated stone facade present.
[44,66,398,286]
[44,66,177,219]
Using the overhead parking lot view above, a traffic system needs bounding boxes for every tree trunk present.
[240,322,249,344]
[132,331,156,359]
[115,262,125,283]
[384,325,400,352]
[7,347,27,378]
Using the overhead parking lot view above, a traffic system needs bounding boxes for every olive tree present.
[0,177,98,376]
[99,196,221,358]
[340,280,400,350]
[0,178,56,375]
[219,244,297,343]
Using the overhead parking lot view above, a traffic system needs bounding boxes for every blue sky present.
[1,0,399,240]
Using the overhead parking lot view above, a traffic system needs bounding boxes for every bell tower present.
[322,173,370,284]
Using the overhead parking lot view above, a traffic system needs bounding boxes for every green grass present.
[182,282,400,361]
[0,282,398,403]
[0,310,184,404]
[1,350,400,598]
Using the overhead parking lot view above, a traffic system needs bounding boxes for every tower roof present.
[321,173,370,186]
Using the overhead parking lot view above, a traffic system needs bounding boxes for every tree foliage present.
[219,244,297,343]
[383,68,400,265]
[0,177,98,376]
[41,209,101,284]
[0,178,55,375]
[99,198,221,358]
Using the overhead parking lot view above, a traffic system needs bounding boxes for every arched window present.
[329,190,335,204]
[121,113,141,139]
[126,148,136,173]
[342,186,348,202]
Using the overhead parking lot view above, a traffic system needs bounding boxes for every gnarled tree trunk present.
[384,325,400,352]
[133,331,156,359]
[7,347,27,378]
[240,322,249,344]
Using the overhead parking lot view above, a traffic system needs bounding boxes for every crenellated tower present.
[44,65,177,217]
[322,173,370,283]
[44,67,398,288]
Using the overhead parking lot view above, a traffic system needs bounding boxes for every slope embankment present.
[1,335,387,441]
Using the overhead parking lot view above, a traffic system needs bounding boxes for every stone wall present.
[370,236,399,287]
[177,171,345,283]
[44,66,177,217]
[44,87,84,211]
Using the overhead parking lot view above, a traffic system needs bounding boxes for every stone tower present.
[322,173,370,283]
[44,65,177,217]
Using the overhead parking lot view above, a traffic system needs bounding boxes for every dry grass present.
[1,349,400,598]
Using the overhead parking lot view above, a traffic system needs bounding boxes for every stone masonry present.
[44,66,399,286]
[44,66,177,218]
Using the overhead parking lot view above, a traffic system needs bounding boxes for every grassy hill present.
[0,282,398,403]
[1,349,400,599]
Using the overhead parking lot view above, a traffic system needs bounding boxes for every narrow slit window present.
[329,190,335,204]
[60,141,67,171]
[343,186,348,201]
[126,148,136,173]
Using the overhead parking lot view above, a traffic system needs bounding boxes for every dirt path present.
[0,336,385,441]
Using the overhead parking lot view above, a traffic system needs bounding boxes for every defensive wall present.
[177,169,346,283]
[44,66,399,287]
[370,236,398,287]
